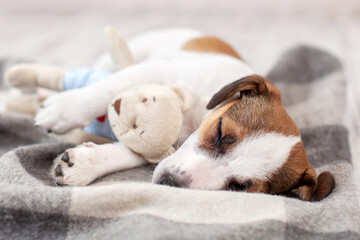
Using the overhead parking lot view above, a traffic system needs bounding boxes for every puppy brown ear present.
[290,168,335,201]
[311,171,335,201]
[206,74,276,109]
[290,168,317,201]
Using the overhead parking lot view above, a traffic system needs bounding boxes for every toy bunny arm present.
[35,61,176,134]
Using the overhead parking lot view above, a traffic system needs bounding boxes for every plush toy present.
[108,83,193,163]
[5,27,194,163]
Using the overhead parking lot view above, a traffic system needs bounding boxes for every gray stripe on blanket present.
[301,125,351,167]
[0,207,69,240]
[0,112,54,156]
[0,183,72,239]
[15,143,74,185]
[92,164,155,184]
[66,214,360,240]
[265,46,346,128]
[267,45,342,84]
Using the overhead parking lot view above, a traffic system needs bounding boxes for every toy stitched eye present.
[142,98,147,102]
[133,124,137,129]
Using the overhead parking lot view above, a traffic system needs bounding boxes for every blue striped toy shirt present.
[63,68,117,141]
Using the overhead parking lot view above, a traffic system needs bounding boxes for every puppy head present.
[108,84,193,163]
[153,75,334,201]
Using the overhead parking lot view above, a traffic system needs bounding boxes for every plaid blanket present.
[0,46,359,239]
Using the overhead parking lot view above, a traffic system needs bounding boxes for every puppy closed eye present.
[227,179,252,191]
[213,117,236,153]
[220,135,236,145]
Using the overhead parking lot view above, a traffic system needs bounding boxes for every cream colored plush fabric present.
[108,84,194,163]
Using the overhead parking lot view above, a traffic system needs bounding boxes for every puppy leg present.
[5,64,66,91]
[92,27,133,72]
[35,61,175,133]
[52,142,147,186]
[104,26,133,69]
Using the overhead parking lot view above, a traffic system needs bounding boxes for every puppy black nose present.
[113,99,121,115]
[158,174,177,187]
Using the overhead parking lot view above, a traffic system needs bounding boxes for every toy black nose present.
[113,99,121,115]
[158,174,177,187]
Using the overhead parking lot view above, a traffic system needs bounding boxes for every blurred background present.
[0,1,359,71]
[0,0,359,186]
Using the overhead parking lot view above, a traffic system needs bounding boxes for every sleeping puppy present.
[153,75,335,201]
[16,27,334,200]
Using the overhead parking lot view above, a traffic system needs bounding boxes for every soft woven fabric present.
[0,46,359,239]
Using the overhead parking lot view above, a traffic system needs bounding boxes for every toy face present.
[108,84,183,159]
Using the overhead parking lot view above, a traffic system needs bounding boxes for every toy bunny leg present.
[5,89,50,114]
[5,64,66,91]
[52,141,147,186]
[51,128,114,145]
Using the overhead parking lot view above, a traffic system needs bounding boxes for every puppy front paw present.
[35,89,93,133]
[51,143,101,186]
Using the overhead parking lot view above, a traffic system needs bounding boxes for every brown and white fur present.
[10,28,334,201]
